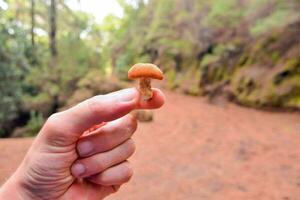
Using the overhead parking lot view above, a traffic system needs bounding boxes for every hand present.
[0,88,165,200]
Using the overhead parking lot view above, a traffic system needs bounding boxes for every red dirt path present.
[1,91,300,199]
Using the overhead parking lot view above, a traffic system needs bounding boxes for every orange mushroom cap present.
[128,63,163,80]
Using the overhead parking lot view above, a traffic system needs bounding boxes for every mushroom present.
[128,63,163,100]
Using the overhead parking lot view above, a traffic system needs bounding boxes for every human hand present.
[0,88,165,200]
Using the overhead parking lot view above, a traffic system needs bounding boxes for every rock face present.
[231,22,300,109]
[185,21,300,109]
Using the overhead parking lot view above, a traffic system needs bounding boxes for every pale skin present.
[0,88,165,200]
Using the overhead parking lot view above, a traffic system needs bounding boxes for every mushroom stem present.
[139,77,153,100]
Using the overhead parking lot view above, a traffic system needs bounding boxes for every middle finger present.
[77,114,137,157]
[72,139,136,178]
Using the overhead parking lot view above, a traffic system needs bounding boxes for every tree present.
[31,0,36,62]
[0,21,30,137]
[49,0,57,58]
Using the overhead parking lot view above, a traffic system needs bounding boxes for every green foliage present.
[165,69,178,90]
[182,67,202,96]
[0,0,109,137]
[24,111,44,137]
[0,20,30,135]
[250,7,289,36]
[201,55,219,67]
[205,0,243,28]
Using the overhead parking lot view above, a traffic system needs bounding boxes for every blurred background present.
[1,0,300,199]
[0,0,299,137]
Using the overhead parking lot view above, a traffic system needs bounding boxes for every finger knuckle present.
[81,156,107,177]
[44,113,63,133]
[95,159,106,173]
[102,134,115,149]
[127,115,138,132]
[126,139,136,155]
[122,164,133,182]
[87,96,105,118]
[42,112,75,146]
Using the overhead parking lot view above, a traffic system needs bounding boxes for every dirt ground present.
[1,91,300,200]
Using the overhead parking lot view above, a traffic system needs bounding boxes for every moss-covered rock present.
[231,57,300,109]
[185,20,300,109]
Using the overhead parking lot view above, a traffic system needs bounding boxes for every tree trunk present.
[49,0,57,58]
[31,0,35,62]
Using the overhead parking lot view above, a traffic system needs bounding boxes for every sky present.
[0,0,126,35]
[0,0,8,10]
[0,0,145,23]
[66,0,124,23]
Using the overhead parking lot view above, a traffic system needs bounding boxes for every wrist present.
[0,174,28,200]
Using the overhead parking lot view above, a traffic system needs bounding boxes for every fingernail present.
[72,163,86,177]
[78,141,93,156]
[116,89,137,102]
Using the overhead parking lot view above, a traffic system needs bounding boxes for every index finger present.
[42,88,165,141]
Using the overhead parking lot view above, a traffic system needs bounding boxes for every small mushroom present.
[128,63,163,100]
